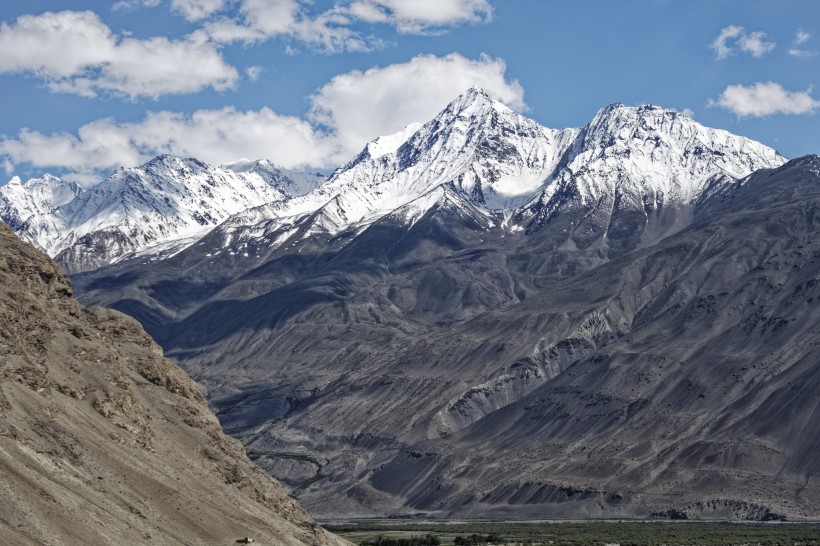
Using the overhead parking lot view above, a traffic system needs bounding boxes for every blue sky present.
[0,0,818,184]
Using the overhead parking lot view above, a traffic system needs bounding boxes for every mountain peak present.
[464,85,492,100]
[774,154,820,176]
[443,86,507,118]
[3,172,64,189]
[589,102,682,128]
[0,89,789,274]
[0,172,82,225]
[137,154,209,174]
[1,156,320,271]
[222,157,275,173]
[530,101,788,212]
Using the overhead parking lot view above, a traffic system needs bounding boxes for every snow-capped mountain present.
[0,174,82,235]
[1,87,786,273]
[221,158,326,198]
[520,103,785,229]
[270,87,580,229]
[0,155,325,272]
[208,87,785,259]
[317,88,784,232]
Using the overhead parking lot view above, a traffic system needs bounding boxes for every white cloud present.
[171,0,228,21]
[710,25,744,59]
[203,0,373,53]
[231,0,301,36]
[0,53,525,178]
[245,65,264,80]
[0,109,334,179]
[0,11,237,99]
[795,29,810,45]
[202,0,491,50]
[789,48,818,58]
[709,81,820,117]
[710,25,775,59]
[204,0,371,53]
[345,0,492,33]
[789,29,817,58]
[309,53,525,156]
[112,0,161,12]
[739,31,776,57]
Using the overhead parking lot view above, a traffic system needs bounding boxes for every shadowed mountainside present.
[71,156,820,520]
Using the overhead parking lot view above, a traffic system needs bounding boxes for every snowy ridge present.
[384,184,494,229]
[215,88,783,256]
[1,155,325,271]
[1,174,81,217]
[0,174,82,241]
[367,122,424,159]
[519,104,786,225]
[221,158,325,198]
[568,104,781,204]
[249,86,579,241]
[1,87,788,272]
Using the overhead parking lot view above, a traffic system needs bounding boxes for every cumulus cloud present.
[0,11,237,99]
[0,109,333,181]
[710,25,775,59]
[203,0,372,52]
[789,29,817,58]
[789,48,819,58]
[739,31,776,57]
[710,25,743,59]
[245,65,264,81]
[0,2,498,101]
[171,0,228,21]
[201,0,492,50]
[709,81,820,117]
[0,53,525,179]
[112,0,161,12]
[345,0,492,33]
[795,29,811,45]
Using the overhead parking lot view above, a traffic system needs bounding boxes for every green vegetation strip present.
[324,521,820,546]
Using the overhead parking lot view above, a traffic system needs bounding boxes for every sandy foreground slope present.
[0,221,349,545]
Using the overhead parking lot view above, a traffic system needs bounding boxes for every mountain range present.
[0,156,325,273]
[3,87,819,520]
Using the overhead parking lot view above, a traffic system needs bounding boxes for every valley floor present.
[324,520,820,546]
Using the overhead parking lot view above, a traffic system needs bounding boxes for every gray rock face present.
[0,222,349,545]
[71,153,820,520]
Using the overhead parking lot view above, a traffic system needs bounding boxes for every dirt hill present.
[0,220,349,545]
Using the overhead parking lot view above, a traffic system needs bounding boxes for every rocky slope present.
[0,222,348,545]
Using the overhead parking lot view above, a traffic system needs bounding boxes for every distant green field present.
[324,521,820,546]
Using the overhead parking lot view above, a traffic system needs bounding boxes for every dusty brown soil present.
[0,221,350,545]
